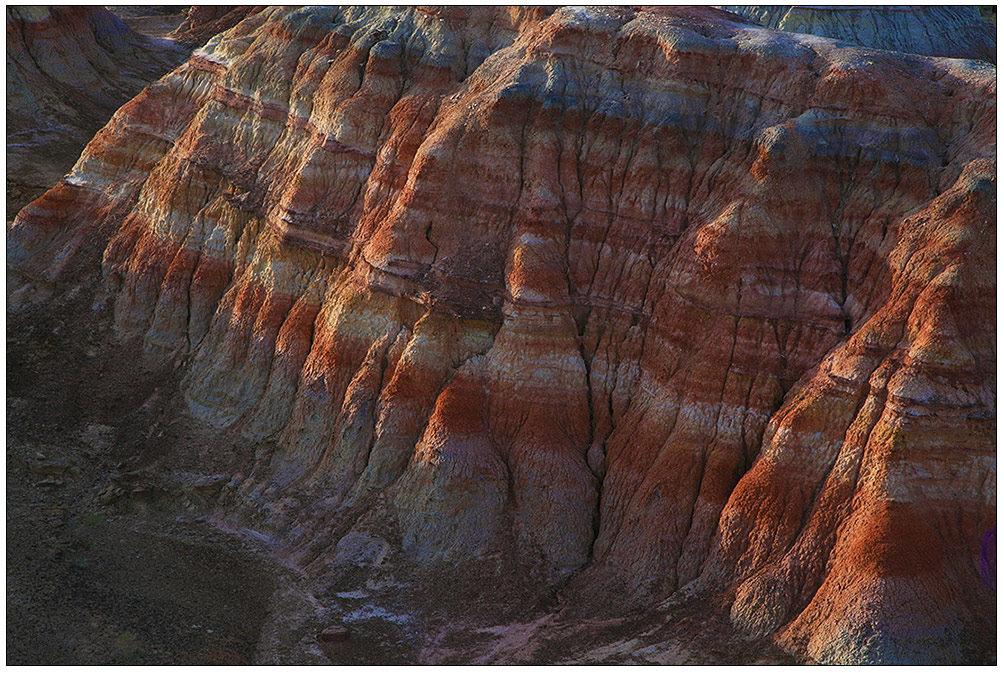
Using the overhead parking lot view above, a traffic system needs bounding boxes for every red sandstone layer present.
[8,6,995,664]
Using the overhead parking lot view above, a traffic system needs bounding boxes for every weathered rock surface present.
[8,5,996,664]
[722,5,996,62]
[5,6,188,211]
[170,6,265,47]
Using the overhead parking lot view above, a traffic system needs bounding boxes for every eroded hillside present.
[7,6,996,664]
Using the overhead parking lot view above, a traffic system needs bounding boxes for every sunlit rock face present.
[722,5,996,62]
[8,6,995,664]
[5,6,188,206]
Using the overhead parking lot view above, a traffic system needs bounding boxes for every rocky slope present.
[170,6,265,47]
[8,6,996,664]
[5,6,188,211]
[722,5,996,62]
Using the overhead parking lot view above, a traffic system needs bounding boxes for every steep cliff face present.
[5,6,188,210]
[722,5,996,62]
[8,6,995,664]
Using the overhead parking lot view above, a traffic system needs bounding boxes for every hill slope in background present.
[721,5,995,61]
[6,6,189,211]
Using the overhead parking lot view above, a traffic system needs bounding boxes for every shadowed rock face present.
[5,6,188,209]
[169,6,265,47]
[7,6,996,664]
[721,5,996,62]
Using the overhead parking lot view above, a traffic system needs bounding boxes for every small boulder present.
[317,625,350,644]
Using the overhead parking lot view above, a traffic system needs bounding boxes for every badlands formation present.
[6,6,188,210]
[170,6,265,47]
[5,6,261,212]
[722,5,996,61]
[7,5,996,665]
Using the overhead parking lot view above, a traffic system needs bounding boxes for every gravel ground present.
[6,282,291,664]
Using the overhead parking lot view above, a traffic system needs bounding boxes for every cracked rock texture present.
[722,5,996,62]
[6,6,188,209]
[8,6,996,664]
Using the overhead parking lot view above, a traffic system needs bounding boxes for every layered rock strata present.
[5,6,188,210]
[8,5,996,664]
[722,5,996,62]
